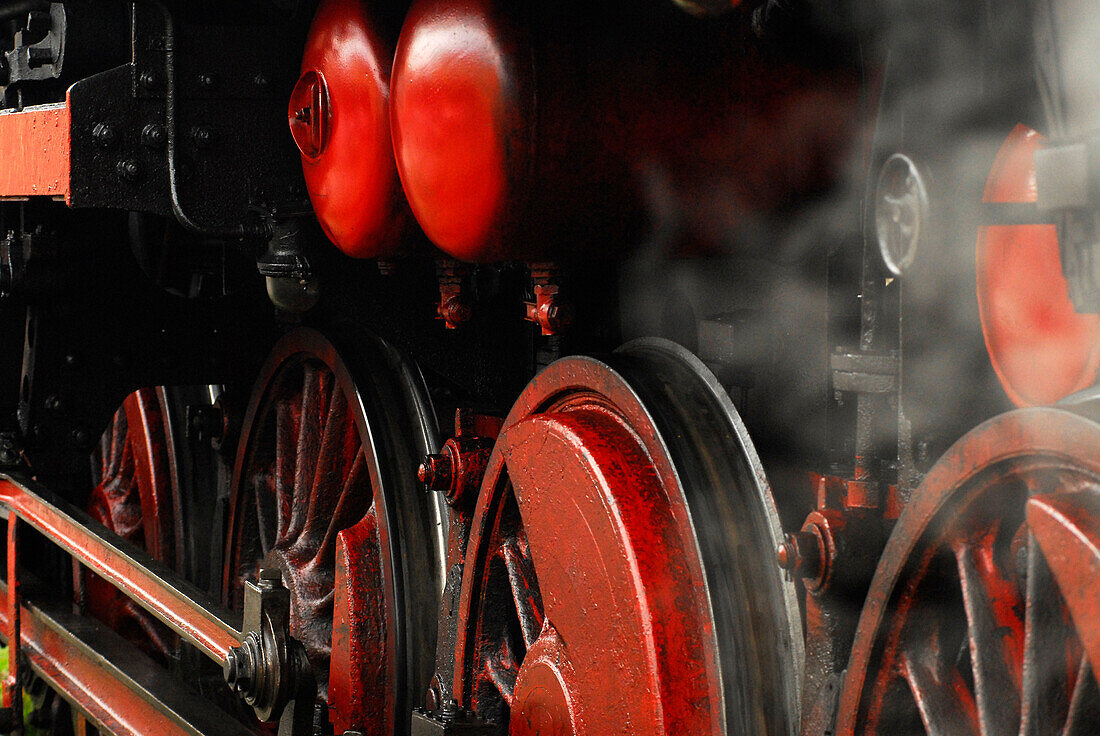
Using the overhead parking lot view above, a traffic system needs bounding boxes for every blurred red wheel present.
[454,340,802,735]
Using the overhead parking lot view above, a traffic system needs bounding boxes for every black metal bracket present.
[1035,138,1100,312]
[411,703,496,735]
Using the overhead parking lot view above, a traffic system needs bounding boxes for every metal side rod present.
[0,474,242,662]
[0,474,318,736]
[0,578,254,736]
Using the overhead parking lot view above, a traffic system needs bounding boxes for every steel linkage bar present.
[0,474,241,662]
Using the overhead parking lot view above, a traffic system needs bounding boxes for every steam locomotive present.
[0,0,1094,734]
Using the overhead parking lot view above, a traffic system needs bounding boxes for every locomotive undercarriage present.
[0,0,1096,735]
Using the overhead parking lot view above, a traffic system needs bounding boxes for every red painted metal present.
[330,512,386,734]
[291,0,408,258]
[0,103,70,201]
[1027,490,1100,677]
[0,581,254,736]
[435,261,473,330]
[837,408,1100,736]
[391,0,524,261]
[454,357,725,734]
[85,389,182,660]
[224,355,384,717]
[523,264,573,336]
[419,409,493,509]
[4,517,20,728]
[391,0,859,262]
[977,124,1100,406]
[0,476,241,662]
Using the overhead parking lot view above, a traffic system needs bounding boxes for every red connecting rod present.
[0,475,241,662]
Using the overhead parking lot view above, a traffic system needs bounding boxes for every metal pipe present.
[141,0,271,241]
[0,474,242,661]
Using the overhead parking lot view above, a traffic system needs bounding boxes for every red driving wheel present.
[454,339,802,735]
[86,387,184,660]
[223,328,445,735]
[837,408,1100,735]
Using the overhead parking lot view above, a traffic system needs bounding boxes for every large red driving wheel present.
[454,339,802,735]
[223,328,445,734]
[837,408,1100,735]
[86,387,184,660]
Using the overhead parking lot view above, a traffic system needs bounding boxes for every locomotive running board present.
[0,103,70,202]
[0,473,258,735]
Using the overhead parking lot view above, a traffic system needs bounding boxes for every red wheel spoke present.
[253,475,276,557]
[954,534,1023,734]
[287,364,331,543]
[1063,658,1100,736]
[483,636,521,706]
[1028,490,1100,677]
[274,394,299,545]
[100,410,127,481]
[303,386,355,545]
[318,450,370,561]
[900,650,981,736]
[498,532,542,649]
[86,389,183,664]
[1021,537,1072,736]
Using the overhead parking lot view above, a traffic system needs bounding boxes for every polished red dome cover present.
[977,124,1100,406]
[390,0,531,262]
[290,0,406,258]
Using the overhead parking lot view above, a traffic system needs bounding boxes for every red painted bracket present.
[0,103,70,201]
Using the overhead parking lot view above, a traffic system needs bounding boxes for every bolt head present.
[223,646,252,691]
[141,124,166,149]
[776,539,793,569]
[116,159,141,182]
[92,123,117,148]
[418,453,453,491]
